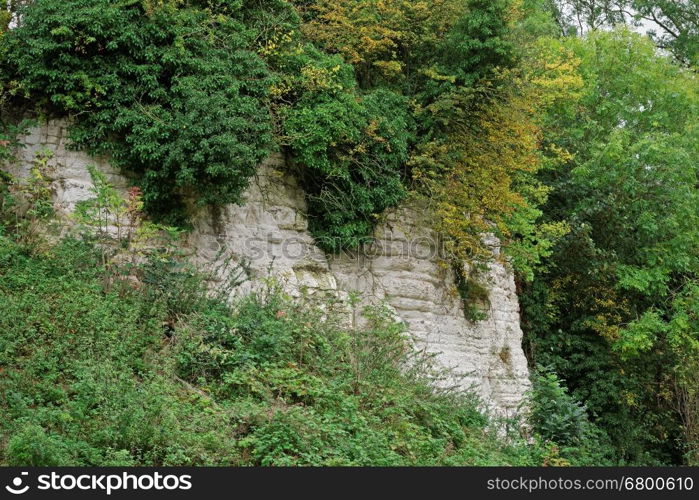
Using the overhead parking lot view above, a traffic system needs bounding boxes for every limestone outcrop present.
[7,120,531,415]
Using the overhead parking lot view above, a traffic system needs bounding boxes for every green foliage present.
[0,178,550,466]
[74,165,183,268]
[553,1,699,66]
[526,370,616,465]
[407,2,576,278]
[274,0,554,258]
[522,28,699,464]
[2,0,697,468]
[429,0,516,90]
[262,28,414,251]
[453,264,490,322]
[0,119,31,165]
[3,0,274,224]
[0,236,241,465]
[1,0,553,259]
[172,281,545,466]
[0,147,57,250]
[630,0,699,66]
[283,85,413,251]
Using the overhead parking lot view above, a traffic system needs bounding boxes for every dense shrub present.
[0,236,241,465]
[171,281,545,466]
[526,370,616,465]
[0,229,550,465]
[283,86,413,251]
[3,0,274,224]
[3,0,697,467]
[259,33,415,251]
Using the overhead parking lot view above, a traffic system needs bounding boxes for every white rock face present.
[329,208,531,415]
[6,119,530,415]
[184,153,341,303]
[8,119,129,213]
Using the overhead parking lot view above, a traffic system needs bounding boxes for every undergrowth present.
[0,165,609,466]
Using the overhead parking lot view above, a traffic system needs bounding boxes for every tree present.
[523,28,699,463]
[296,0,467,88]
[631,0,699,65]
[411,6,579,278]
[553,0,699,65]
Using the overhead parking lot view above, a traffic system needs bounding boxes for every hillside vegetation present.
[0,173,565,466]
[1,0,698,465]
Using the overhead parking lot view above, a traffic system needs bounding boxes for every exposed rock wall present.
[328,210,530,414]
[7,119,129,213]
[6,119,530,415]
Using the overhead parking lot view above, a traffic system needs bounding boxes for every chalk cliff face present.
[9,120,530,415]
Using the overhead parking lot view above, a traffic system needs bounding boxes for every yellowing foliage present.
[412,41,582,269]
[300,0,466,82]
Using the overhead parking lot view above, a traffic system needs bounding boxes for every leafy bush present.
[284,87,413,251]
[0,236,241,465]
[265,39,414,251]
[526,369,616,465]
[174,282,543,465]
[4,0,274,224]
